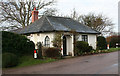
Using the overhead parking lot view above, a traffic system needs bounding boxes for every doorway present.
[63,36,67,56]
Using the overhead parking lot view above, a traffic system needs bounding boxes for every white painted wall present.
[77,34,97,49]
[27,32,97,56]
[27,32,55,49]
[66,35,73,56]
[60,34,74,56]
[88,34,97,49]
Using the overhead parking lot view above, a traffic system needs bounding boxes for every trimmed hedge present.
[97,36,107,50]
[75,41,93,55]
[43,47,61,58]
[2,53,18,68]
[2,31,35,56]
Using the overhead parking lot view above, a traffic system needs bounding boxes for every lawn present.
[16,55,56,68]
[107,48,120,52]
[11,48,120,68]
[3,48,119,69]
[99,48,120,53]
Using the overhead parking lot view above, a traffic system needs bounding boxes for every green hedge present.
[43,47,61,58]
[2,53,18,68]
[97,36,107,50]
[75,41,93,55]
[2,31,35,56]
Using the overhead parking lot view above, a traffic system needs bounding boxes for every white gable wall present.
[77,34,97,49]
[27,32,55,49]
[88,34,97,49]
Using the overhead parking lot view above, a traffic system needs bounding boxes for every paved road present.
[3,51,118,74]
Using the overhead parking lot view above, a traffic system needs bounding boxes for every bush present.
[2,53,18,68]
[106,35,120,48]
[2,31,35,56]
[97,36,107,50]
[109,36,120,48]
[42,47,49,56]
[89,46,93,51]
[43,47,61,58]
[75,41,93,55]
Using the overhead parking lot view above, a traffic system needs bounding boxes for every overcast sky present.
[55,0,119,32]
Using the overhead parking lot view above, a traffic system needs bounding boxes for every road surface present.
[3,51,118,74]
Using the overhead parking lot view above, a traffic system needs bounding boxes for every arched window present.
[45,36,50,47]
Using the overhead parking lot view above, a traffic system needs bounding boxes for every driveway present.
[3,51,118,74]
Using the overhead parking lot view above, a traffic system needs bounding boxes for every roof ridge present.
[47,15,71,19]
[45,16,55,30]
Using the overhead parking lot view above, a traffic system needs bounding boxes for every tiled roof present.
[13,16,100,34]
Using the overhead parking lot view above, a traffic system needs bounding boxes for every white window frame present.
[45,36,50,47]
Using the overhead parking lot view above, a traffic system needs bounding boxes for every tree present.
[0,0,56,30]
[43,8,58,16]
[70,8,79,21]
[106,35,120,48]
[69,9,114,35]
[97,36,107,50]
[52,32,62,48]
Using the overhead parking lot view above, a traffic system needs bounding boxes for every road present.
[3,51,118,74]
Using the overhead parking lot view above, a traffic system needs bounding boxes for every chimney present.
[32,7,39,23]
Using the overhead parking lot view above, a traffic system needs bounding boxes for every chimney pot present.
[32,7,38,23]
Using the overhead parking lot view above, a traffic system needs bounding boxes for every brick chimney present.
[32,7,39,23]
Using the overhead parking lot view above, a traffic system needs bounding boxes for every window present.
[82,35,88,42]
[45,36,50,47]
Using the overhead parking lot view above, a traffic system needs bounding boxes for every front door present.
[63,36,67,56]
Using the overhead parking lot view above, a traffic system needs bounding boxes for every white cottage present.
[13,8,100,56]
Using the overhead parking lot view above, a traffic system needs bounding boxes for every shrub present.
[2,53,18,68]
[43,47,61,58]
[109,36,120,48]
[42,47,49,56]
[89,46,93,51]
[52,33,62,48]
[106,35,120,48]
[75,41,93,55]
[97,36,107,50]
[2,31,35,56]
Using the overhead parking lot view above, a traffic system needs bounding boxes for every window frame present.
[82,35,88,42]
[45,36,50,47]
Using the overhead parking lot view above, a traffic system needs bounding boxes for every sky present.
[54,0,119,32]
[0,0,119,32]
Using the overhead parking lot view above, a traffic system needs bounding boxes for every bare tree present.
[43,8,58,16]
[69,9,114,35]
[0,0,56,30]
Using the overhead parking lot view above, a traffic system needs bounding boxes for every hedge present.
[75,41,93,55]
[2,31,35,56]
[43,47,61,58]
[2,53,18,68]
[97,36,107,50]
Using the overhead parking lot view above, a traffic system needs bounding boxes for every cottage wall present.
[27,32,97,56]
[88,34,97,49]
[77,34,97,49]
[27,32,55,49]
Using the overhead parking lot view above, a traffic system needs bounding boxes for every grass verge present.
[107,48,120,52]
[3,48,119,69]
[16,55,56,68]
